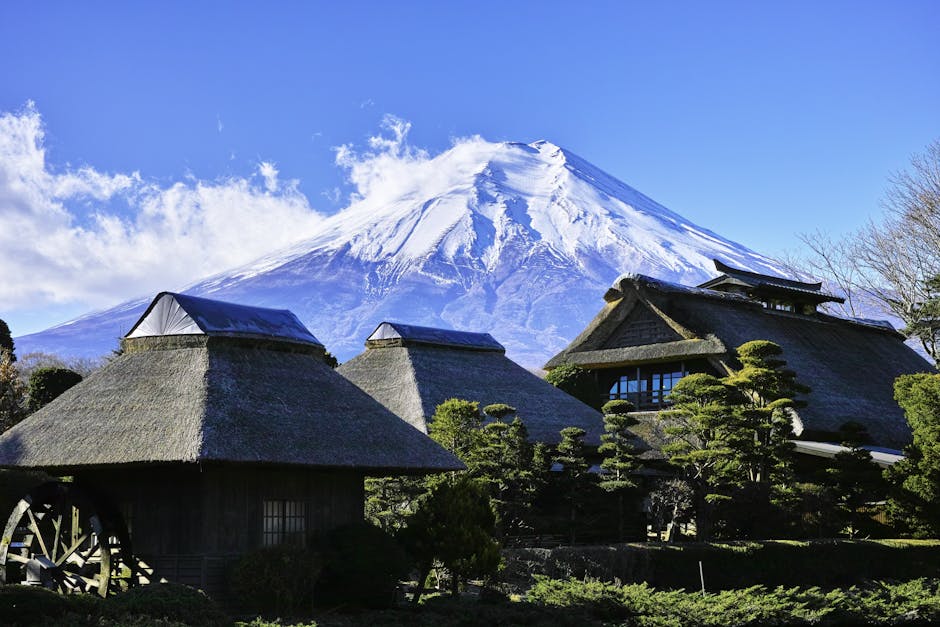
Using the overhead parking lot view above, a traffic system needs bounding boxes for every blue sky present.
[1,1,938,336]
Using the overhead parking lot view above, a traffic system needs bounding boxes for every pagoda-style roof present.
[546,273,934,449]
[339,322,604,445]
[0,294,462,474]
[697,259,845,307]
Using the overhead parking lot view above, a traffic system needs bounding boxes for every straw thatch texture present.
[547,274,935,450]
[0,335,462,473]
[339,342,604,445]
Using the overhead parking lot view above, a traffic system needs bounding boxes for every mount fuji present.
[17,139,788,367]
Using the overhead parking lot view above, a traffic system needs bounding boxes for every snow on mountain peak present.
[17,136,788,367]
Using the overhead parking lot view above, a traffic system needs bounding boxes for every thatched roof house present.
[545,262,934,450]
[338,322,604,445]
[0,292,462,474]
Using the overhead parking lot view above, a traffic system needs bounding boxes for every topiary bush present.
[228,545,321,617]
[316,521,409,609]
[106,582,228,626]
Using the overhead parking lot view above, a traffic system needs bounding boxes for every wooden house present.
[0,292,461,597]
[545,261,934,452]
[338,322,604,445]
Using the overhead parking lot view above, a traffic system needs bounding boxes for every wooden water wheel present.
[0,481,133,596]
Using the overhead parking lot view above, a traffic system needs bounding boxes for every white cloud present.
[0,103,324,314]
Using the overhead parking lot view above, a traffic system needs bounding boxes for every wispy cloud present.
[0,103,324,314]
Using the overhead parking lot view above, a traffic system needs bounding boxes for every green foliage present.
[822,425,887,538]
[661,373,734,539]
[553,426,595,544]
[365,474,427,533]
[904,274,940,367]
[598,403,640,542]
[0,585,75,626]
[0,348,26,431]
[229,545,321,617]
[472,417,539,536]
[482,403,516,420]
[647,478,694,539]
[323,351,339,368]
[0,319,14,361]
[26,366,83,411]
[106,583,228,626]
[399,475,501,601]
[526,575,940,626]
[601,399,635,415]
[886,373,940,537]
[427,398,483,461]
[316,522,409,609]
[545,364,601,410]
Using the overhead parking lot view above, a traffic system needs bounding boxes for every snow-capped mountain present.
[17,139,787,367]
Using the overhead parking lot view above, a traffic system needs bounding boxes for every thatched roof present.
[338,322,604,445]
[546,273,935,450]
[0,294,462,474]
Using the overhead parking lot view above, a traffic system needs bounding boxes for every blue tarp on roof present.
[368,321,504,351]
[126,292,323,346]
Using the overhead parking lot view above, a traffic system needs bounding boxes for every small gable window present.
[262,499,306,547]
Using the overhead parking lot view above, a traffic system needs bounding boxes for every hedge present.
[501,539,940,592]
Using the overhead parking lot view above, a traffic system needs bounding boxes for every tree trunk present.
[411,563,432,605]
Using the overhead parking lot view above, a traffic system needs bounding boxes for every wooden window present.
[262,499,306,547]
[608,364,686,410]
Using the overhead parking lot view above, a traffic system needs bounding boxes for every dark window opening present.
[262,499,306,547]
[608,364,687,409]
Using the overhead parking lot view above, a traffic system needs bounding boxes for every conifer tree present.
[0,320,14,362]
[545,363,602,409]
[553,426,593,544]
[26,367,83,411]
[885,373,940,537]
[823,422,886,537]
[427,398,484,464]
[0,349,26,431]
[598,399,640,541]
[662,373,734,540]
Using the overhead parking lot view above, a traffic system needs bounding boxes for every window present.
[608,365,686,409]
[262,500,306,547]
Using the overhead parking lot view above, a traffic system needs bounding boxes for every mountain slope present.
[17,139,788,367]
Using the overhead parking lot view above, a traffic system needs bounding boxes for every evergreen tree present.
[662,373,734,540]
[823,423,886,537]
[0,350,26,431]
[0,320,14,362]
[364,475,427,533]
[598,399,640,541]
[427,398,484,464]
[482,403,516,421]
[473,416,539,536]
[26,367,83,411]
[399,475,501,602]
[885,373,940,537]
[723,340,806,487]
[545,364,602,410]
[553,426,594,544]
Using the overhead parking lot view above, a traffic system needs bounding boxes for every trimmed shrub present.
[229,545,321,617]
[316,521,409,609]
[106,582,228,626]
[0,585,77,626]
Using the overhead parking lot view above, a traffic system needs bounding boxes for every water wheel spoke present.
[25,509,51,558]
[51,513,64,562]
[55,532,91,567]
[6,553,30,564]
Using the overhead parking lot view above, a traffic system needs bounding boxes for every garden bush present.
[315,521,409,609]
[229,545,321,617]
[105,582,229,626]
[0,585,78,626]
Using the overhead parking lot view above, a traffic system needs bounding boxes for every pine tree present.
[823,422,886,537]
[545,364,602,410]
[0,320,14,362]
[473,415,539,536]
[364,475,428,533]
[662,373,734,540]
[26,367,83,411]
[598,399,640,541]
[0,349,26,431]
[399,475,501,602]
[885,373,940,537]
[427,398,484,464]
[553,426,594,544]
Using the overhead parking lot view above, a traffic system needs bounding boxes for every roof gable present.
[366,321,504,352]
[126,292,322,347]
[604,302,683,348]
